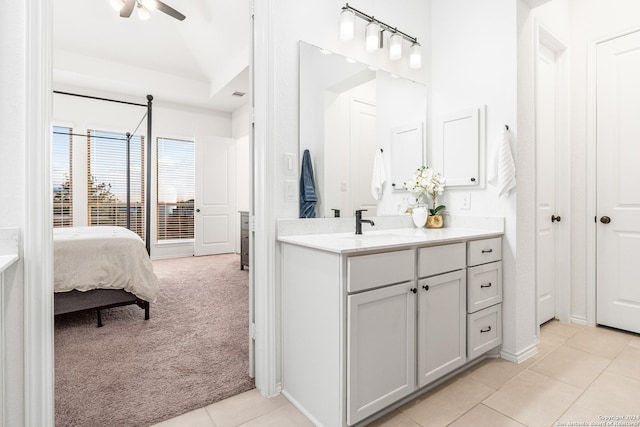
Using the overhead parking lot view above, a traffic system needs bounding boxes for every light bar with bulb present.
[338,3,421,69]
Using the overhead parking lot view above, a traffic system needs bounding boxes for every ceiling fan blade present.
[156,0,186,21]
[120,0,136,17]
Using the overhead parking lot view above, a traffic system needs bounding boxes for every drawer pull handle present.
[480,326,492,333]
[480,283,492,288]
[410,288,417,294]
[481,249,493,254]
[422,285,429,291]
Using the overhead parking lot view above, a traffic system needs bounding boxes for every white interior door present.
[195,135,236,256]
[596,30,640,334]
[350,98,377,216]
[536,43,561,325]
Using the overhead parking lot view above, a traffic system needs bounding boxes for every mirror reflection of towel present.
[371,149,385,201]
[488,128,516,198]
[299,149,317,218]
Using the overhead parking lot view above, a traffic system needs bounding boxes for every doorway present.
[595,29,640,334]
[535,24,570,326]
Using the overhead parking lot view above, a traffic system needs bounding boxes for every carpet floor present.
[54,253,254,427]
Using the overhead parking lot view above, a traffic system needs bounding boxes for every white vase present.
[411,205,428,228]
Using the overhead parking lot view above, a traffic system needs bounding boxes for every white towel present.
[488,128,516,198]
[371,149,386,201]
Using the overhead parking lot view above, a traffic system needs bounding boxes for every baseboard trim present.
[570,315,587,326]
[500,343,538,364]
[281,390,325,427]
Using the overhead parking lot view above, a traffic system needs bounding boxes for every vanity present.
[279,224,503,427]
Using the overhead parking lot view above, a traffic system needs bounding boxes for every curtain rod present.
[53,90,147,108]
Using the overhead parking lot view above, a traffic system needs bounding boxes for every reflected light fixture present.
[141,0,157,11]
[339,3,421,69]
[137,3,151,20]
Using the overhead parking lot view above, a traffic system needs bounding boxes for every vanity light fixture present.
[339,3,422,69]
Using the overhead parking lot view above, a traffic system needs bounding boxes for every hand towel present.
[488,128,517,198]
[371,149,386,201]
[299,149,318,218]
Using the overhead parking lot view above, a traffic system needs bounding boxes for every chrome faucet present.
[355,209,375,234]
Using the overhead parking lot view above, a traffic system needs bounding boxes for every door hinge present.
[250,322,256,340]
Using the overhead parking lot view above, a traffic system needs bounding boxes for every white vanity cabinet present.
[466,237,503,360]
[279,229,503,427]
[416,244,467,387]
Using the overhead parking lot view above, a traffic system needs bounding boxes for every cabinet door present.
[347,282,417,425]
[417,269,466,387]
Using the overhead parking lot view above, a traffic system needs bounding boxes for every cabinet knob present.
[480,283,492,288]
[470,177,476,182]
[196,208,201,213]
[422,285,429,291]
[480,326,492,333]
[551,215,562,223]
[410,288,417,294]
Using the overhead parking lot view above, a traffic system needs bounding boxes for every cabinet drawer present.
[418,243,465,278]
[467,304,502,360]
[467,237,502,266]
[467,261,502,313]
[347,249,415,293]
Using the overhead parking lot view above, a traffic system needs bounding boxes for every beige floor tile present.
[401,376,495,427]
[564,326,633,359]
[556,404,603,425]
[629,336,640,349]
[607,345,640,382]
[573,371,640,414]
[531,331,568,361]
[448,404,524,427]
[482,370,582,427]
[205,389,289,427]
[530,345,611,389]
[237,404,313,427]
[540,320,585,338]
[151,408,216,427]
[464,357,528,390]
[368,409,422,427]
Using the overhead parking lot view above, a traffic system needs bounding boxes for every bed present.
[53,226,159,327]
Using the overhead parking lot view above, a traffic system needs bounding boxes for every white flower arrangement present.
[402,166,446,215]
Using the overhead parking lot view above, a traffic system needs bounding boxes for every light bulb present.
[365,21,380,52]
[141,0,157,11]
[110,0,125,11]
[409,42,422,69]
[389,32,402,61]
[137,5,151,20]
[339,9,355,42]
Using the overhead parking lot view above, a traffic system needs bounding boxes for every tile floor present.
[152,321,640,427]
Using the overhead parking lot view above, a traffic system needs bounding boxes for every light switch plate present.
[283,153,297,176]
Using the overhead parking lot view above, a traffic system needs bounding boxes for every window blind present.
[52,126,73,227]
[157,137,195,241]
[87,130,145,239]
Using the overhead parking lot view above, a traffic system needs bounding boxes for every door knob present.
[551,215,561,223]
[600,216,611,224]
[196,209,201,213]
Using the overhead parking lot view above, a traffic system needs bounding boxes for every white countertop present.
[277,227,503,254]
[0,254,18,274]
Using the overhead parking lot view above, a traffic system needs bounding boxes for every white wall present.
[52,91,233,259]
[0,1,26,423]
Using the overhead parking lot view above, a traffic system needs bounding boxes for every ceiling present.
[53,0,250,112]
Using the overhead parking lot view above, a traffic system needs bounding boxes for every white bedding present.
[54,226,159,302]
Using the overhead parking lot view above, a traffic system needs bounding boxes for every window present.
[52,126,73,227]
[157,137,195,241]
[87,130,145,239]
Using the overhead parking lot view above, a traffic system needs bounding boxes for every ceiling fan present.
[111,0,186,21]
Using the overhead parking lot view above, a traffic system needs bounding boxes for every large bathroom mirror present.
[299,41,428,218]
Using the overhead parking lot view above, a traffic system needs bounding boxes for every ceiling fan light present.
[365,21,380,52]
[339,8,355,42]
[141,0,157,11]
[389,32,402,61]
[109,0,125,11]
[137,5,151,20]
